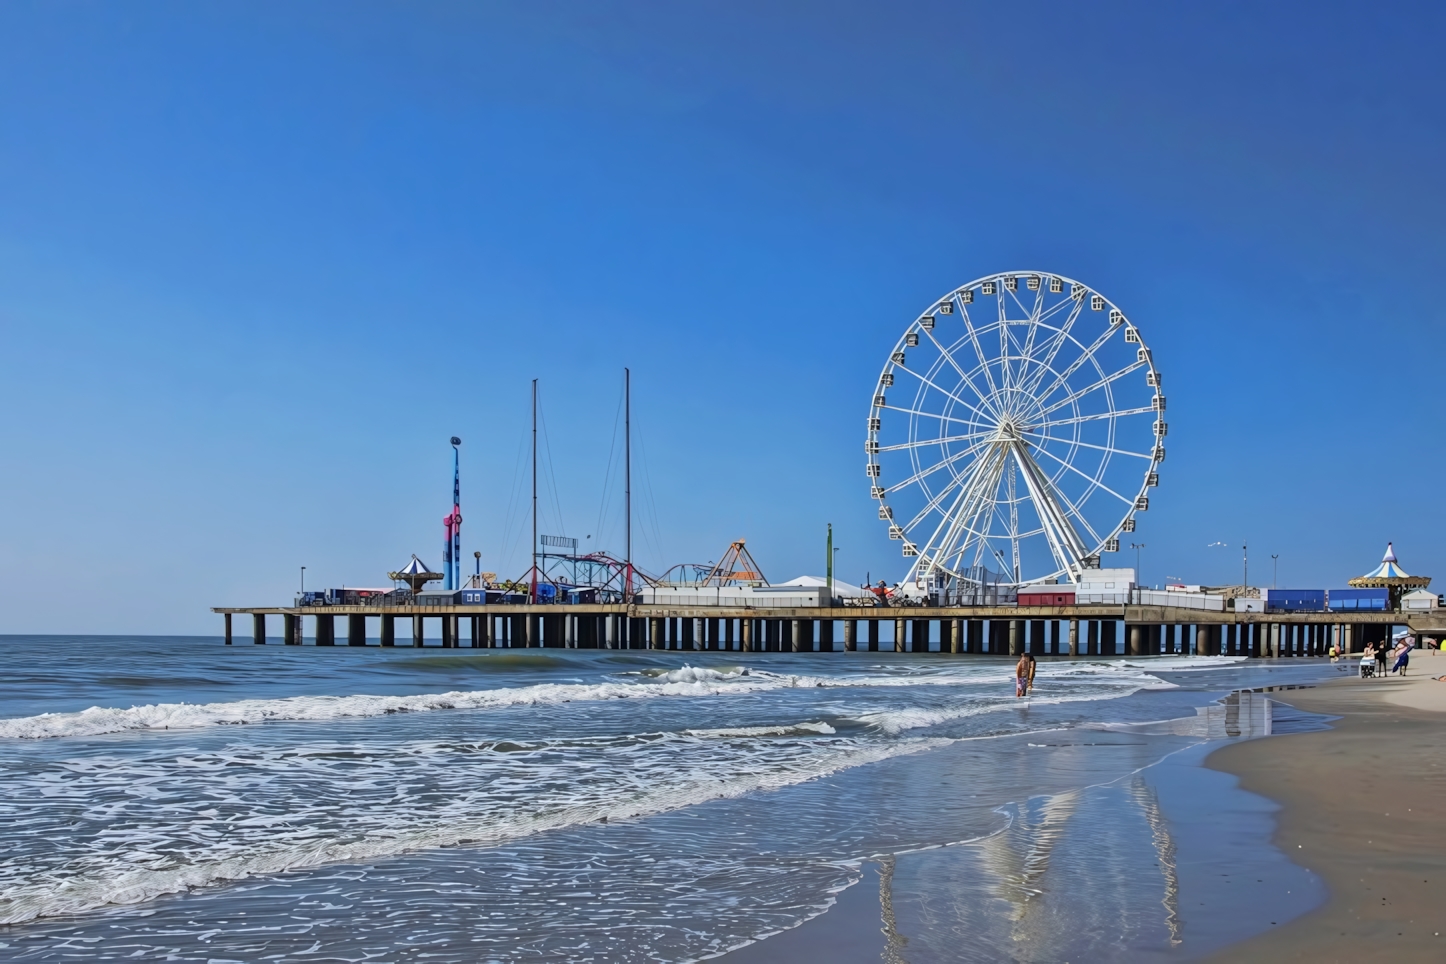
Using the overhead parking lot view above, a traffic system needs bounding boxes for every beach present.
[1202,663,1446,961]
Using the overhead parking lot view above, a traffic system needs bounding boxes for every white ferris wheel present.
[867,271,1164,593]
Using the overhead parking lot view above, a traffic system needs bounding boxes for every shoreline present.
[1203,666,1446,961]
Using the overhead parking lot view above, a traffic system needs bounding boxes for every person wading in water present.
[1015,652,1037,697]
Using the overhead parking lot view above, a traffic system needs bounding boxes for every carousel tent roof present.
[394,554,439,576]
[1348,542,1432,588]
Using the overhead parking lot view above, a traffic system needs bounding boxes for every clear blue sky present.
[1,2,1442,633]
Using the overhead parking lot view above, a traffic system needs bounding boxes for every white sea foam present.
[0,668,788,740]
[0,660,1179,740]
[0,730,940,925]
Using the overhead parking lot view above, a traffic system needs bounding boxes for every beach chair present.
[1360,656,1375,678]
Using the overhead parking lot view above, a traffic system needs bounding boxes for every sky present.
[1,1,1443,633]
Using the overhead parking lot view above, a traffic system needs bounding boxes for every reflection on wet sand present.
[876,694,1275,962]
[1130,775,1181,945]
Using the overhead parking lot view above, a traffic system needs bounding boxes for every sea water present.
[0,636,1344,961]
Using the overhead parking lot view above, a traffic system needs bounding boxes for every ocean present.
[0,636,1345,961]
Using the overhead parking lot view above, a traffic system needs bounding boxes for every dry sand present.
[1203,663,1446,962]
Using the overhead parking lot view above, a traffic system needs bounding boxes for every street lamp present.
[300,566,306,594]
[1130,543,1146,586]
[1271,554,1279,589]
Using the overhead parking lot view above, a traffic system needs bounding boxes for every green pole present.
[826,523,833,601]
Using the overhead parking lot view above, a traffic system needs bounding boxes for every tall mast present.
[451,437,461,591]
[624,368,632,600]
[531,379,538,604]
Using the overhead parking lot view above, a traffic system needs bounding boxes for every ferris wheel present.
[866,271,1164,592]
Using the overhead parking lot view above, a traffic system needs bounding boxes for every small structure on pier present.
[389,555,443,594]
[1348,542,1431,610]
[700,540,768,587]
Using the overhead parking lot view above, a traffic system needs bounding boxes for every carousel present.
[1348,542,1431,610]
[388,554,443,595]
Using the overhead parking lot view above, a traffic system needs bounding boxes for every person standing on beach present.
[1376,642,1390,677]
[1393,637,1414,676]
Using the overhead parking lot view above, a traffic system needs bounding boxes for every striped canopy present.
[388,554,443,592]
[1349,542,1431,589]
[394,554,438,577]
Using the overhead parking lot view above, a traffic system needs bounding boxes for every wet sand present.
[1203,664,1446,962]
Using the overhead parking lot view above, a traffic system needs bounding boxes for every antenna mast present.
[531,379,538,604]
[625,368,632,601]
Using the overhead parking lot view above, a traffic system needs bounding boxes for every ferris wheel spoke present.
[1020,430,1153,461]
[1034,360,1148,420]
[1028,442,1136,506]
[1035,405,1155,429]
[909,451,999,564]
[1022,298,1087,396]
[1009,449,1080,576]
[878,429,995,453]
[918,327,997,417]
[997,291,1021,392]
[930,449,1009,571]
[1017,288,1049,392]
[1014,441,1106,550]
[882,436,993,495]
[881,405,990,431]
[956,301,1002,399]
[891,364,998,426]
[1029,324,1120,406]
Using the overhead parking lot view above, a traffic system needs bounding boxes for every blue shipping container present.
[1265,589,1326,612]
[1327,588,1388,611]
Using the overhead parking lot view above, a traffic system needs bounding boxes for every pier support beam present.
[349,614,367,647]
[866,619,878,652]
[791,619,802,653]
[253,613,266,645]
[413,614,425,648]
[650,617,662,650]
[912,619,928,653]
[968,619,983,654]
[741,618,753,652]
[894,618,906,653]
[950,619,961,654]
[844,619,856,652]
[380,614,395,647]
[316,614,334,646]
[283,613,298,646]
[1068,618,1079,657]
[224,613,232,645]
[1009,620,1021,657]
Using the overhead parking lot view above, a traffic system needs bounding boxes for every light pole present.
[1271,554,1279,589]
[300,566,306,594]
[1130,543,1146,590]
[1242,544,1248,587]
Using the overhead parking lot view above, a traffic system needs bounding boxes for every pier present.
[212,602,1424,657]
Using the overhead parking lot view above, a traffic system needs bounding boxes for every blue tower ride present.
[443,437,461,590]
